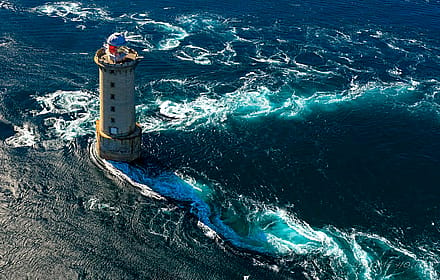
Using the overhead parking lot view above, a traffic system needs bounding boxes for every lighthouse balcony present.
[94,47,141,67]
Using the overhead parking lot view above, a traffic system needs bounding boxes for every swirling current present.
[0,1,439,279]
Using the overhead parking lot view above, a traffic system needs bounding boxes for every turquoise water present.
[1,0,439,279]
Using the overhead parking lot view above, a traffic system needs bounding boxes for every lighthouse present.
[94,33,142,162]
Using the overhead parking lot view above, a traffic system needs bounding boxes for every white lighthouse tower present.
[94,33,142,162]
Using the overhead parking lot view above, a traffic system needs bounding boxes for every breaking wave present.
[95,159,438,280]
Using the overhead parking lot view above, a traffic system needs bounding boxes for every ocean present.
[0,0,439,279]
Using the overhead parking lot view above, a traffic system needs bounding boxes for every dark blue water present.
[1,0,439,279]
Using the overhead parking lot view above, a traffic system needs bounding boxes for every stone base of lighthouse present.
[96,120,142,162]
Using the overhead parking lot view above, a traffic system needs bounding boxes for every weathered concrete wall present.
[94,48,142,162]
[96,121,142,162]
[98,65,136,136]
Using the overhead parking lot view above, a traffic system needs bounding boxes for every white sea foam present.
[124,33,154,52]
[388,67,403,77]
[141,95,225,131]
[31,2,110,23]
[87,197,120,215]
[259,208,343,256]
[0,1,15,11]
[176,45,212,65]
[354,232,438,280]
[197,221,220,240]
[171,14,241,65]
[176,14,228,34]
[0,36,14,47]
[89,145,165,201]
[32,76,437,142]
[105,165,164,201]
[28,7,185,50]
[5,124,37,148]
[248,204,438,279]
[175,42,239,66]
[218,42,239,65]
[127,14,189,51]
[33,90,98,140]
[24,12,440,140]
[251,46,291,65]
[135,75,435,133]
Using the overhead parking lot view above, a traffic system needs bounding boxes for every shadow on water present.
[89,133,439,279]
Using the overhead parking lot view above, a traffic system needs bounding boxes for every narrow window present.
[110,127,118,135]
[110,94,115,100]
[110,106,115,112]
[110,82,115,88]
[110,70,115,74]
[110,118,115,123]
